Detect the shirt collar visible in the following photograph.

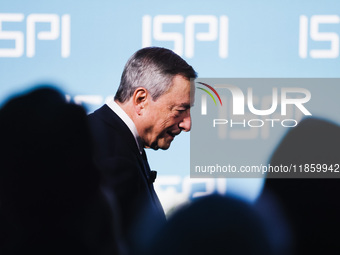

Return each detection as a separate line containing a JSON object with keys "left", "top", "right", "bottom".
{"left": 106, "top": 100, "right": 143, "bottom": 154}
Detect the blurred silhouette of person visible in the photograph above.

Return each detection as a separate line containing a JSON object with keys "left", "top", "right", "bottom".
{"left": 88, "top": 47, "right": 197, "bottom": 251}
{"left": 256, "top": 117, "right": 340, "bottom": 255}
{"left": 0, "top": 86, "right": 126, "bottom": 255}
{"left": 141, "top": 194, "right": 273, "bottom": 255}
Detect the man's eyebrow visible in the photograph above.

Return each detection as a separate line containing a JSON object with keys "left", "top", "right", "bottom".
{"left": 178, "top": 103, "right": 191, "bottom": 109}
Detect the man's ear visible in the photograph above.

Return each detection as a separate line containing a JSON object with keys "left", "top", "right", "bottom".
{"left": 132, "top": 87, "right": 148, "bottom": 115}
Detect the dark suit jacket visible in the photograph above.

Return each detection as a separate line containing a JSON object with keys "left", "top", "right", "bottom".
{"left": 88, "top": 105, "right": 166, "bottom": 248}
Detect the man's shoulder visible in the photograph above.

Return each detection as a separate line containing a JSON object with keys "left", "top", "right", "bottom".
{"left": 88, "top": 105, "right": 123, "bottom": 131}
{"left": 88, "top": 104, "right": 114, "bottom": 121}
{"left": 88, "top": 105, "right": 139, "bottom": 156}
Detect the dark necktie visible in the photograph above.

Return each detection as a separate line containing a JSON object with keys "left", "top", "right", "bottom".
{"left": 141, "top": 149, "right": 157, "bottom": 183}
{"left": 141, "top": 149, "right": 164, "bottom": 220}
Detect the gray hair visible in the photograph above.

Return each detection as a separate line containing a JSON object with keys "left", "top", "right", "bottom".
{"left": 114, "top": 47, "right": 197, "bottom": 103}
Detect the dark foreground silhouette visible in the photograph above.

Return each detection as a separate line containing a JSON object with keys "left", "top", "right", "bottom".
{"left": 142, "top": 194, "right": 273, "bottom": 255}
{"left": 257, "top": 117, "right": 340, "bottom": 255}
{"left": 0, "top": 86, "right": 125, "bottom": 255}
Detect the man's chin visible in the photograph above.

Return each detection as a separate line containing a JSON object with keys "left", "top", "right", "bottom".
{"left": 150, "top": 142, "right": 171, "bottom": 150}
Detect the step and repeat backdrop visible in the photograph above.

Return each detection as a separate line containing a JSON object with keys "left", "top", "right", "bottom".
{"left": 1, "top": 0, "right": 340, "bottom": 212}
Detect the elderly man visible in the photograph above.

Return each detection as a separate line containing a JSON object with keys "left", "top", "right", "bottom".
{"left": 88, "top": 47, "right": 197, "bottom": 249}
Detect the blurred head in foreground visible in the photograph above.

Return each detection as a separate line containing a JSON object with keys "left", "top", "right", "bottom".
{"left": 0, "top": 86, "right": 124, "bottom": 255}
{"left": 257, "top": 117, "right": 340, "bottom": 255}
{"left": 143, "top": 194, "right": 272, "bottom": 255}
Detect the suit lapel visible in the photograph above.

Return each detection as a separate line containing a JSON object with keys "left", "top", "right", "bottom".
{"left": 93, "top": 105, "right": 153, "bottom": 182}
{"left": 93, "top": 105, "right": 164, "bottom": 217}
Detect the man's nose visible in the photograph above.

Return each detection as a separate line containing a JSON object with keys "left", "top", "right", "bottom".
{"left": 179, "top": 113, "right": 191, "bottom": 132}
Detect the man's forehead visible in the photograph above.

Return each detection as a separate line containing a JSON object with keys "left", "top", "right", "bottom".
{"left": 167, "top": 99, "right": 192, "bottom": 110}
